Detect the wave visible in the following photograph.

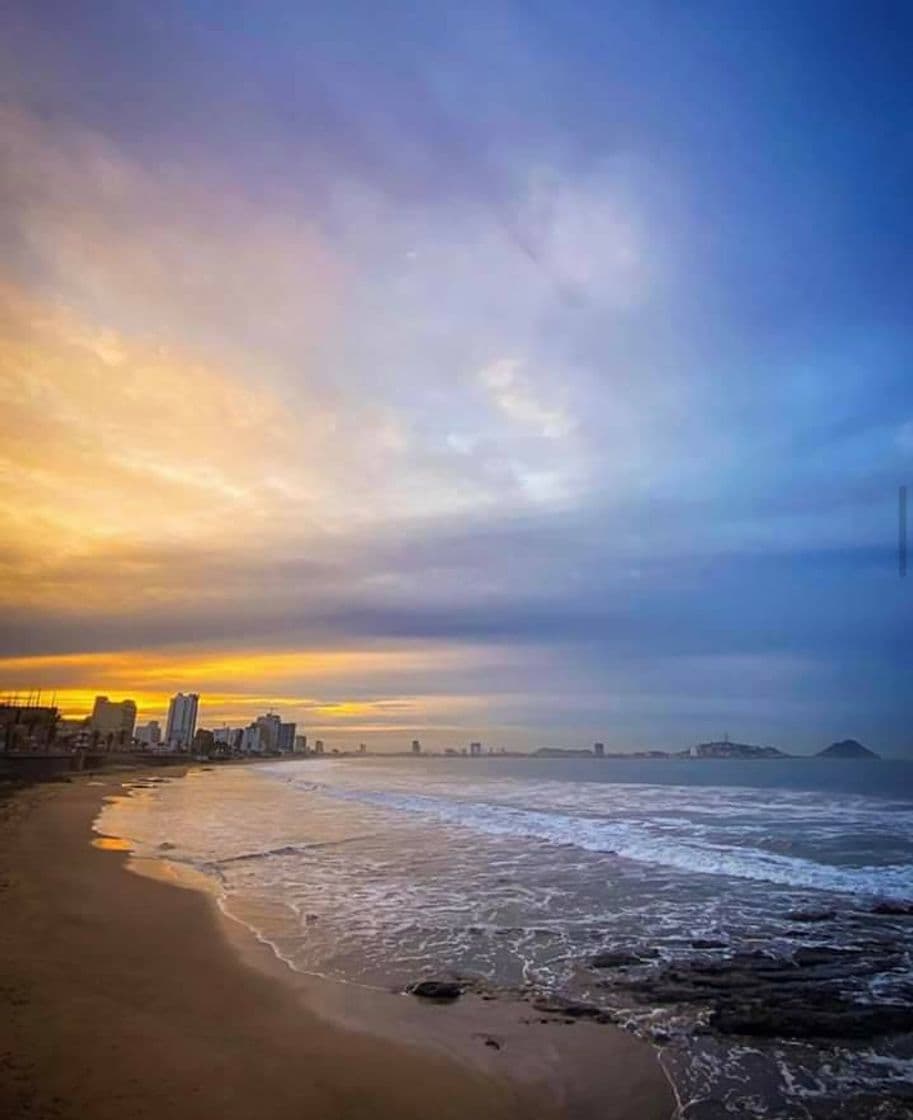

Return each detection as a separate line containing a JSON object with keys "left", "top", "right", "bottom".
{"left": 216, "top": 834, "right": 380, "bottom": 865}
{"left": 304, "top": 784, "right": 913, "bottom": 899}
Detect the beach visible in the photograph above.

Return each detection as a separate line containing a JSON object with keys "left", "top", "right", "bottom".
{"left": 0, "top": 770, "right": 675, "bottom": 1120}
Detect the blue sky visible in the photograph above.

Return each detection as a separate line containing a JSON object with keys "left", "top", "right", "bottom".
{"left": 1, "top": 2, "right": 910, "bottom": 751}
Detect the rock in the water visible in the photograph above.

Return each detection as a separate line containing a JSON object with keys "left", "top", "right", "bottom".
{"left": 711, "top": 1001, "right": 913, "bottom": 1040}
{"left": 592, "top": 950, "right": 642, "bottom": 968}
{"left": 872, "top": 900, "right": 913, "bottom": 916}
{"left": 786, "top": 909, "right": 836, "bottom": 923}
{"left": 408, "top": 980, "right": 463, "bottom": 1001}
{"left": 532, "top": 997, "right": 613, "bottom": 1023}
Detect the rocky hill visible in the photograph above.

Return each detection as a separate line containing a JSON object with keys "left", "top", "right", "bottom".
{"left": 817, "top": 739, "right": 879, "bottom": 759}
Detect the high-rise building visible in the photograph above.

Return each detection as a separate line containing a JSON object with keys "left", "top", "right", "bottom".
{"left": 165, "top": 693, "right": 199, "bottom": 751}
{"left": 90, "top": 696, "right": 137, "bottom": 747}
{"left": 293, "top": 734, "right": 308, "bottom": 753}
{"left": 411, "top": 739, "right": 421, "bottom": 755}
{"left": 278, "top": 721, "right": 296, "bottom": 753}
{"left": 469, "top": 741, "right": 482, "bottom": 757}
{"left": 240, "top": 723, "right": 267, "bottom": 754}
{"left": 314, "top": 739, "right": 324, "bottom": 755}
{"left": 254, "top": 713, "right": 281, "bottom": 752}
{"left": 192, "top": 728, "right": 214, "bottom": 755}
{"left": 594, "top": 742, "right": 605, "bottom": 758}
{"left": 135, "top": 720, "right": 161, "bottom": 748}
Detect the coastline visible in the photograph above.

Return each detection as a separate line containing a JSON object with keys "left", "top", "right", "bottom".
{"left": 0, "top": 770, "right": 675, "bottom": 1120}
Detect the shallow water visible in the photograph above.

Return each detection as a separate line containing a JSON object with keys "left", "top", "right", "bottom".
{"left": 97, "top": 757, "right": 913, "bottom": 1117}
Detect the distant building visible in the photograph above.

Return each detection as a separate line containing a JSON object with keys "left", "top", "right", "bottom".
{"left": 358, "top": 742, "right": 366, "bottom": 754}
{"left": 56, "top": 717, "right": 89, "bottom": 745}
{"left": 469, "top": 741, "right": 482, "bottom": 757}
{"left": 278, "top": 721, "right": 296, "bottom": 753}
{"left": 0, "top": 703, "right": 59, "bottom": 752}
{"left": 411, "top": 739, "right": 421, "bottom": 755}
{"left": 192, "top": 728, "right": 214, "bottom": 755}
{"left": 240, "top": 723, "right": 268, "bottom": 754}
{"left": 165, "top": 693, "right": 199, "bottom": 751}
{"left": 594, "top": 742, "right": 605, "bottom": 758}
{"left": 684, "top": 740, "right": 786, "bottom": 760}
{"left": 254, "top": 713, "right": 281, "bottom": 753}
{"left": 293, "top": 734, "right": 308, "bottom": 753}
{"left": 314, "top": 739, "right": 324, "bottom": 755}
{"left": 135, "top": 720, "right": 161, "bottom": 748}
{"left": 90, "top": 696, "right": 137, "bottom": 748}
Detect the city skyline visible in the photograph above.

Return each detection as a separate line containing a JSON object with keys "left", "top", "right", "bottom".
{"left": 1, "top": 4, "right": 911, "bottom": 754}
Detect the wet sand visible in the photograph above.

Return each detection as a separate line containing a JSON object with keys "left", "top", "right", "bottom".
{"left": 0, "top": 772, "right": 675, "bottom": 1120}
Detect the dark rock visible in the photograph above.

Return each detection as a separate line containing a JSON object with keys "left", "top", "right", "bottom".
{"left": 871, "top": 900, "right": 913, "bottom": 916}
{"left": 613, "top": 938, "right": 912, "bottom": 1044}
{"left": 483, "top": 1037, "right": 501, "bottom": 1050}
{"left": 691, "top": 938, "right": 728, "bottom": 949}
{"left": 786, "top": 909, "right": 836, "bottom": 923}
{"left": 711, "top": 1001, "right": 913, "bottom": 1040}
{"left": 592, "top": 951, "right": 642, "bottom": 968}
{"left": 408, "top": 980, "right": 463, "bottom": 1001}
{"left": 532, "top": 998, "right": 613, "bottom": 1023}
{"left": 793, "top": 946, "right": 861, "bottom": 967}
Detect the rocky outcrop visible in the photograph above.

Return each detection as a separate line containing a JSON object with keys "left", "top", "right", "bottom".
{"left": 591, "top": 950, "right": 643, "bottom": 968}
{"left": 407, "top": 980, "right": 463, "bottom": 1000}
{"left": 612, "top": 943, "right": 910, "bottom": 1041}
{"left": 532, "top": 997, "right": 615, "bottom": 1023}
{"left": 711, "top": 999, "right": 913, "bottom": 1040}
{"left": 786, "top": 909, "right": 836, "bottom": 923}
{"left": 871, "top": 899, "right": 913, "bottom": 916}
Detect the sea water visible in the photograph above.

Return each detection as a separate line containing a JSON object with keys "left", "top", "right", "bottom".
{"left": 97, "top": 756, "right": 913, "bottom": 1117}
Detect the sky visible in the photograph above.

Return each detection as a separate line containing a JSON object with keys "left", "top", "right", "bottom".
{"left": 0, "top": 2, "right": 911, "bottom": 754}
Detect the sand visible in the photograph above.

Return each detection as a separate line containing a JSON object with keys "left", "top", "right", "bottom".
{"left": 0, "top": 772, "right": 675, "bottom": 1120}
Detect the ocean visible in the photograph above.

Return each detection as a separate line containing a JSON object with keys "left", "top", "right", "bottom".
{"left": 97, "top": 756, "right": 913, "bottom": 1118}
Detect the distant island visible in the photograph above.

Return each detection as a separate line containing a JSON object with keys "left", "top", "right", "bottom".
{"left": 528, "top": 738, "right": 881, "bottom": 761}
{"left": 816, "top": 739, "right": 880, "bottom": 760}
{"left": 678, "top": 740, "right": 788, "bottom": 759}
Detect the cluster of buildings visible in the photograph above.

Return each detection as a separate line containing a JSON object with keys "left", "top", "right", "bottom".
{"left": 0, "top": 692, "right": 315, "bottom": 759}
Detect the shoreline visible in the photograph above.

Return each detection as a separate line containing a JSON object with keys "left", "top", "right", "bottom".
{"left": 0, "top": 768, "right": 675, "bottom": 1120}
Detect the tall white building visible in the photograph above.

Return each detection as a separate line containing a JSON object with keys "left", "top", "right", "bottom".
{"left": 165, "top": 692, "right": 199, "bottom": 751}
{"left": 240, "top": 723, "right": 269, "bottom": 754}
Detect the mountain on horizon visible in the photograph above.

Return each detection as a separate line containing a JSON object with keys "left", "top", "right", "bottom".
{"left": 817, "top": 739, "right": 880, "bottom": 759}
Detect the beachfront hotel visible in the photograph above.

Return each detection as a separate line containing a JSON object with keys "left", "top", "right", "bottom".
{"left": 165, "top": 693, "right": 199, "bottom": 752}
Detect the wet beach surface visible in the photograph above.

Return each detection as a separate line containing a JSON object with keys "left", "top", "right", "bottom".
{"left": 97, "top": 757, "right": 913, "bottom": 1118}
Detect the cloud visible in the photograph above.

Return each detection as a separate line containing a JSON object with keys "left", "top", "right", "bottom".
{"left": 0, "top": 23, "right": 910, "bottom": 756}
{"left": 478, "top": 357, "right": 574, "bottom": 439}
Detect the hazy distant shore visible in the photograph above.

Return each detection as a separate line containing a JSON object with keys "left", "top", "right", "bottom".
{"left": 0, "top": 769, "right": 674, "bottom": 1120}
